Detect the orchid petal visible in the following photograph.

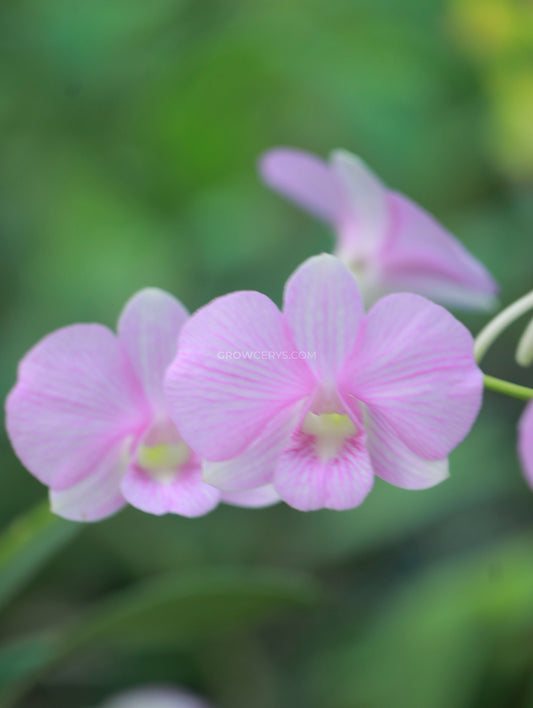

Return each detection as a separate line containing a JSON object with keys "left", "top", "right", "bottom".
{"left": 519, "top": 401, "right": 533, "bottom": 488}
{"left": 274, "top": 427, "right": 374, "bottom": 511}
{"left": 121, "top": 460, "right": 220, "bottom": 517}
{"left": 166, "top": 291, "right": 314, "bottom": 461}
{"left": 365, "top": 408, "right": 449, "bottom": 489}
{"left": 222, "top": 484, "right": 280, "bottom": 508}
{"left": 49, "top": 440, "right": 130, "bottom": 521}
{"left": 101, "top": 686, "right": 212, "bottom": 708}
{"left": 283, "top": 254, "right": 364, "bottom": 382}
{"left": 331, "top": 149, "right": 389, "bottom": 258}
{"left": 6, "top": 325, "right": 149, "bottom": 490}
{"left": 259, "top": 147, "right": 344, "bottom": 224}
{"left": 202, "top": 404, "right": 304, "bottom": 490}
{"left": 118, "top": 288, "right": 189, "bottom": 412}
{"left": 342, "top": 293, "right": 483, "bottom": 460}
{"left": 380, "top": 192, "right": 499, "bottom": 310}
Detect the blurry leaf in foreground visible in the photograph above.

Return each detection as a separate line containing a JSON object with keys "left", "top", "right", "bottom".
{"left": 0, "top": 567, "right": 319, "bottom": 705}
{"left": 0, "top": 500, "right": 79, "bottom": 612}
{"left": 311, "top": 533, "right": 533, "bottom": 708}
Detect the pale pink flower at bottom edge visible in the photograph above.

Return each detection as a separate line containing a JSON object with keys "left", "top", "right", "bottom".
{"left": 5, "top": 288, "right": 277, "bottom": 522}
{"left": 518, "top": 400, "right": 533, "bottom": 487}
{"left": 259, "top": 147, "right": 499, "bottom": 311}
{"left": 99, "top": 685, "right": 212, "bottom": 708}
{"left": 165, "top": 254, "right": 483, "bottom": 512}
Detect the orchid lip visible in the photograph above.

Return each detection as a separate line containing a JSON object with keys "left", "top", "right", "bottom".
{"left": 136, "top": 440, "right": 191, "bottom": 484}
{"left": 301, "top": 412, "right": 357, "bottom": 461}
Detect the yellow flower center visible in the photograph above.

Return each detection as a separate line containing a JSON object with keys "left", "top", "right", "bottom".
{"left": 302, "top": 412, "right": 357, "bottom": 460}
{"left": 137, "top": 441, "right": 191, "bottom": 483}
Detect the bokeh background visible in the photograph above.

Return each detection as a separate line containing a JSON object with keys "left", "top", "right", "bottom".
{"left": 1, "top": 1, "right": 533, "bottom": 706}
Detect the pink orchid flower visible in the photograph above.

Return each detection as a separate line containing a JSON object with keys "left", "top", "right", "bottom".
{"left": 518, "top": 401, "right": 533, "bottom": 487}
{"left": 259, "top": 147, "right": 498, "bottom": 310}
{"left": 165, "top": 254, "right": 484, "bottom": 511}
{"left": 5, "top": 288, "right": 278, "bottom": 521}
{"left": 99, "top": 686, "right": 212, "bottom": 708}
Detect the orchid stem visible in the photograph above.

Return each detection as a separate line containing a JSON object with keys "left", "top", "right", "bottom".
{"left": 474, "top": 290, "right": 533, "bottom": 364}
{"left": 483, "top": 375, "right": 533, "bottom": 401}
{"left": 474, "top": 290, "right": 533, "bottom": 401}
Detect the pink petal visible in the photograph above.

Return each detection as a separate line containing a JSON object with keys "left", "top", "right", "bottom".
{"left": 101, "top": 686, "right": 212, "bottom": 708}
{"left": 259, "top": 147, "right": 344, "bottom": 224}
{"left": 274, "top": 425, "right": 374, "bottom": 511}
{"left": 121, "top": 459, "right": 220, "bottom": 517}
{"left": 202, "top": 404, "right": 304, "bottom": 490}
{"left": 341, "top": 293, "right": 483, "bottom": 460}
{"left": 49, "top": 440, "right": 130, "bottom": 521}
{"left": 331, "top": 150, "right": 390, "bottom": 260}
{"left": 118, "top": 288, "right": 189, "bottom": 413}
{"left": 6, "top": 325, "right": 149, "bottom": 490}
{"left": 283, "top": 254, "right": 364, "bottom": 383}
{"left": 519, "top": 401, "right": 533, "bottom": 488}
{"left": 380, "top": 192, "right": 499, "bottom": 310}
{"left": 364, "top": 408, "right": 449, "bottom": 489}
{"left": 165, "top": 291, "right": 314, "bottom": 461}
{"left": 222, "top": 484, "right": 280, "bottom": 508}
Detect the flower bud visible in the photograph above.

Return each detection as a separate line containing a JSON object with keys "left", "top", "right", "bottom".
{"left": 516, "top": 317, "right": 533, "bottom": 367}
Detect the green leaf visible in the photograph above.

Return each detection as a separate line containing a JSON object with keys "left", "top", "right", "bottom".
{"left": 68, "top": 567, "right": 319, "bottom": 651}
{"left": 0, "top": 567, "right": 319, "bottom": 705}
{"left": 312, "top": 533, "right": 533, "bottom": 708}
{"left": 0, "top": 501, "right": 79, "bottom": 612}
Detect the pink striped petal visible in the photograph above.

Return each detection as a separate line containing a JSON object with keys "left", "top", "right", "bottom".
{"left": 121, "top": 460, "right": 220, "bottom": 517}
{"left": 259, "top": 148, "right": 344, "bottom": 224}
{"left": 49, "top": 440, "right": 129, "bottom": 521}
{"left": 380, "top": 192, "right": 499, "bottom": 310}
{"left": 6, "top": 325, "right": 149, "bottom": 490}
{"left": 118, "top": 288, "right": 189, "bottom": 413}
{"left": 283, "top": 254, "right": 364, "bottom": 382}
{"left": 222, "top": 485, "right": 280, "bottom": 508}
{"left": 165, "top": 291, "right": 314, "bottom": 461}
{"left": 331, "top": 150, "right": 389, "bottom": 259}
{"left": 202, "top": 404, "right": 304, "bottom": 490}
{"left": 519, "top": 401, "right": 533, "bottom": 488}
{"left": 274, "top": 426, "right": 374, "bottom": 511}
{"left": 342, "top": 294, "right": 483, "bottom": 460}
{"left": 365, "top": 409, "right": 449, "bottom": 489}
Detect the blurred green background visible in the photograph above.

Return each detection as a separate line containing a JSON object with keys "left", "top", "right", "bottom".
{"left": 1, "top": 0, "right": 533, "bottom": 706}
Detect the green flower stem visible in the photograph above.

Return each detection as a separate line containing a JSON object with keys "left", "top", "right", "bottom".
{"left": 483, "top": 375, "right": 533, "bottom": 401}
{"left": 474, "top": 290, "right": 533, "bottom": 402}
{"left": 474, "top": 290, "right": 533, "bottom": 364}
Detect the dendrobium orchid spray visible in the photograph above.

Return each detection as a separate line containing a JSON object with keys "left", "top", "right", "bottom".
{"left": 4, "top": 148, "right": 533, "bottom": 519}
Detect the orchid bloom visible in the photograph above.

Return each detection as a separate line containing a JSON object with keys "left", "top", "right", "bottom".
{"left": 259, "top": 147, "right": 498, "bottom": 310}
{"left": 519, "top": 401, "right": 533, "bottom": 488}
{"left": 165, "top": 254, "right": 483, "bottom": 511}
{"left": 99, "top": 686, "right": 212, "bottom": 708}
{"left": 5, "top": 288, "right": 278, "bottom": 521}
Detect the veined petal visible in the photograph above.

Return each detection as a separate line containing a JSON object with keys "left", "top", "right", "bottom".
{"left": 121, "top": 460, "right": 220, "bottom": 517}
{"left": 365, "top": 409, "right": 449, "bottom": 489}
{"left": 381, "top": 192, "right": 499, "bottom": 310}
{"left": 50, "top": 440, "right": 130, "bottom": 521}
{"left": 165, "top": 291, "right": 314, "bottom": 461}
{"left": 6, "top": 325, "right": 149, "bottom": 490}
{"left": 341, "top": 293, "right": 483, "bottom": 460}
{"left": 283, "top": 254, "right": 364, "bottom": 383}
{"left": 118, "top": 288, "right": 189, "bottom": 412}
{"left": 331, "top": 150, "right": 390, "bottom": 259}
{"left": 259, "top": 147, "right": 344, "bottom": 224}
{"left": 202, "top": 404, "right": 304, "bottom": 490}
{"left": 222, "top": 485, "right": 280, "bottom": 508}
{"left": 274, "top": 425, "right": 374, "bottom": 511}
{"left": 519, "top": 401, "right": 533, "bottom": 488}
